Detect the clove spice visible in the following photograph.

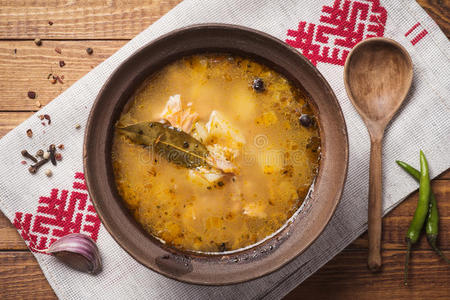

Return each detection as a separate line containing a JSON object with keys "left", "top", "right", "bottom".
{"left": 21, "top": 150, "right": 37, "bottom": 163}
{"left": 28, "top": 158, "right": 49, "bottom": 174}
{"left": 49, "top": 144, "right": 57, "bottom": 166}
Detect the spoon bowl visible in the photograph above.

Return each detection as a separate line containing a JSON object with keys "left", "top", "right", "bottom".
{"left": 345, "top": 38, "right": 413, "bottom": 132}
{"left": 344, "top": 37, "right": 413, "bottom": 271}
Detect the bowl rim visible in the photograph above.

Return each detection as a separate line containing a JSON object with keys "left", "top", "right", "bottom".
{"left": 84, "top": 23, "right": 348, "bottom": 285}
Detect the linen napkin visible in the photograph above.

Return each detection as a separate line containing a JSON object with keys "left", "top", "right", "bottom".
{"left": 1, "top": 0, "right": 449, "bottom": 299}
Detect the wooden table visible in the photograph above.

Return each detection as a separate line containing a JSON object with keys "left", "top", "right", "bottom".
{"left": 0, "top": 1, "right": 448, "bottom": 299}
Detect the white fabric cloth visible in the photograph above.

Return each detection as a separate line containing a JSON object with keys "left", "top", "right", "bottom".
{"left": 0, "top": 0, "right": 449, "bottom": 299}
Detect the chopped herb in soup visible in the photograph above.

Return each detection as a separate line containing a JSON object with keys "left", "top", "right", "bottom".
{"left": 112, "top": 54, "right": 320, "bottom": 252}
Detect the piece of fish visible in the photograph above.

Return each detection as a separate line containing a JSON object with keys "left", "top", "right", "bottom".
{"left": 160, "top": 94, "right": 199, "bottom": 133}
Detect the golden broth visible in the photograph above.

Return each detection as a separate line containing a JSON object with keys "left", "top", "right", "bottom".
{"left": 112, "top": 54, "right": 320, "bottom": 252}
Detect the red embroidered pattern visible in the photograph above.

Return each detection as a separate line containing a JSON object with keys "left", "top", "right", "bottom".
{"left": 286, "top": 0, "right": 387, "bottom": 66}
{"left": 13, "top": 172, "right": 101, "bottom": 252}
{"left": 405, "top": 22, "right": 428, "bottom": 46}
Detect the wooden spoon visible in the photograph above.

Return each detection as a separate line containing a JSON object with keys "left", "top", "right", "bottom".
{"left": 344, "top": 38, "right": 413, "bottom": 272}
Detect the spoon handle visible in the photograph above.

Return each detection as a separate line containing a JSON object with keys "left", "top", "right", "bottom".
{"left": 368, "top": 136, "right": 383, "bottom": 272}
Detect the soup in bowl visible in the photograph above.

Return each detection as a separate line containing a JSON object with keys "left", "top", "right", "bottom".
{"left": 112, "top": 54, "right": 321, "bottom": 253}
{"left": 84, "top": 24, "right": 348, "bottom": 285}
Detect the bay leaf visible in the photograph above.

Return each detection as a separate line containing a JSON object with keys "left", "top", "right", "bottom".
{"left": 118, "top": 122, "right": 209, "bottom": 168}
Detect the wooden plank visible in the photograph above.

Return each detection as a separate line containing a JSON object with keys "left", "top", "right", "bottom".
{"left": 416, "top": 0, "right": 450, "bottom": 38}
{"left": 349, "top": 179, "right": 450, "bottom": 250}
{"left": 0, "top": 1, "right": 448, "bottom": 40}
{"left": 0, "top": 40, "right": 126, "bottom": 111}
{"left": 285, "top": 249, "right": 450, "bottom": 300}
{"left": 0, "top": 252, "right": 56, "bottom": 300}
{"left": 0, "top": 112, "right": 34, "bottom": 250}
{"left": 0, "top": 111, "right": 32, "bottom": 135}
{"left": 0, "top": 0, "right": 182, "bottom": 39}
{"left": 0, "top": 250, "right": 448, "bottom": 300}
{"left": 437, "top": 169, "right": 450, "bottom": 180}
{"left": 0, "top": 211, "right": 27, "bottom": 250}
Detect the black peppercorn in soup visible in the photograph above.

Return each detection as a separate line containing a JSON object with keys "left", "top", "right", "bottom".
{"left": 112, "top": 54, "right": 321, "bottom": 252}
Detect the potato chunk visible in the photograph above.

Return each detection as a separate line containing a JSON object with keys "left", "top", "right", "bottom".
{"left": 206, "top": 111, "right": 245, "bottom": 148}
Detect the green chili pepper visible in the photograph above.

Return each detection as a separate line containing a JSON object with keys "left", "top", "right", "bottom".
{"left": 397, "top": 151, "right": 430, "bottom": 285}
{"left": 396, "top": 160, "right": 450, "bottom": 264}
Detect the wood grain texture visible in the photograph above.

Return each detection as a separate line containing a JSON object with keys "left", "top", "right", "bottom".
{"left": 285, "top": 250, "right": 450, "bottom": 300}
{"left": 0, "top": 40, "right": 126, "bottom": 111}
{"left": 0, "top": 0, "right": 183, "bottom": 40}
{"left": 416, "top": 0, "right": 450, "bottom": 38}
{"left": 0, "top": 252, "right": 56, "bottom": 299}
{"left": 0, "top": 0, "right": 446, "bottom": 40}
{"left": 348, "top": 179, "right": 450, "bottom": 250}
{"left": 1, "top": 249, "right": 448, "bottom": 300}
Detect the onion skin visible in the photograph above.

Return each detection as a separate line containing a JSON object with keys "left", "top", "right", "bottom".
{"left": 47, "top": 233, "right": 102, "bottom": 274}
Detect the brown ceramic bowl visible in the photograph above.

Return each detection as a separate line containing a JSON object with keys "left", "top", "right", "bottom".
{"left": 84, "top": 24, "right": 348, "bottom": 285}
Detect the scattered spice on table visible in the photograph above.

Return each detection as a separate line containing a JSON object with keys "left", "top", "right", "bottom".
{"left": 56, "top": 75, "right": 64, "bottom": 84}
{"left": 86, "top": 47, "right": 93, "bottom": 55}
{"left": 49, "top": 144, "right": 57, "bottom": 166}
{"left": 35, "top": 100, "right": 41, "bottom": 108}
{"left": 13, "top": 48, "right": 17, "bottom": 54}
{"left": 28, "top": 158, "right": 49, "bottom": 174}
{"left": 21, "top": 149, "right": 37, "bottom": 163}
{"left": 27, "top": 91, "right": 36, "bottom": 99}
{"left": 59, "top": 60, "right": 65, "bottom": 67}
{"left": 36, "top": 149, "right": 44, "bottom": 157}
{"left": 55, "top": 153, "right": 62, "bottom": 161}
{"left": 49, "top": 74, "right": 63, "bottom": 84}
{"left": 22, "top": 144, "right": 65, "bottom": 175}
{"left": 47, "top": 73, "right": 53, "bottom": 80}
{"left": 21, "top": 160, "right": 27, "bottom": 165}
{"left": 45, "top": 169, "right": 53, "bottom": 177}
{"left": 75, "top": 124, "right": 81, "bottom": 129}
{"left": 38, "top": 114, "right": 51, "bottom": 125}
{"left": 26, "top": 129, "right": 33, "bottom": 138}
{"left": 34, "top": 38, "right": 42, "bottom": 46}
{"left": 57, "top": 144, "right": 64, "bottom": 150}
{"left": 55, "top": 47, "right": 62, "bottom": 54}
{"left": 48, "top": 21, "right": 53, "bottom": 26}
